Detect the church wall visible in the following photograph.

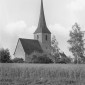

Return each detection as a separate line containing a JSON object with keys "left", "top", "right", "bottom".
{"left": 34, "top": 33, "right": 51, "bottom": 53}
{"left": 42, "top": 33, "right": 51, "bottom": 53}
{"left": 42, "top": 33, "right": 51, "bottom": 46}
{"left": 14, "top": 40, "right": 25, "bottom": 60}
{"left": 34, "top": 33, "right": 42, "bottom": 43}
{"left": 34, "top": 33, "right": 51, "bottom": 46}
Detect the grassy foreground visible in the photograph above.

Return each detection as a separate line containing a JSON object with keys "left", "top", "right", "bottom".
{"left": 0, "top": 64, "right": 85, "bottom": 85}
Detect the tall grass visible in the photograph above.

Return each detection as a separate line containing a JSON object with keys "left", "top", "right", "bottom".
{"left": 0, "top": 64, "right": 85, "bottom": 85}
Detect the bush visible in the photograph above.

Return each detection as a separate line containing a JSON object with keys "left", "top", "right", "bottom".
{"left": 30, "top": 53, "right": 53, "bottom": 64}
{"left": 12, "top": 58, "right": 24, "bottom": 63}
{"left": 0, "top": 48, "right": 11, "bottom": 63}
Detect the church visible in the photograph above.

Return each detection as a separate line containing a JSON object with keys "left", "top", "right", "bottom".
{"left": 14, "top": 0, "right": 51, "bottom": 62}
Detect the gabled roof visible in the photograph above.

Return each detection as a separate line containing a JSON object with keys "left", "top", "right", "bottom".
{"left": 19, "top": 38, "right": 43, "bottom": 55}
{"left": 34, "top": 0, "right": 51, "bottom": 34}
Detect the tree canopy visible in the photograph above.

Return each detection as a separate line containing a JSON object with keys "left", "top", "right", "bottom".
{"left": 68, "top": 23, "right": 85, "bottom": 64}
{"left": 0, "top": 48, "right": 11, "bottom": 63}
{"left": 29, "top": 53, "right": 53, "bottom": 64}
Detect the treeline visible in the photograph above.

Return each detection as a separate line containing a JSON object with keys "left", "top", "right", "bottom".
{"left": 0, "top": 23, "right": 85, "bottom": 64}
{"left": 0, "top": 48, "right": 71, "bottom": 63}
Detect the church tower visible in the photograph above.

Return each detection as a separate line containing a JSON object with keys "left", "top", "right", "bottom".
{"left": 34, "top": 0, "right": 51, "bottom": 52}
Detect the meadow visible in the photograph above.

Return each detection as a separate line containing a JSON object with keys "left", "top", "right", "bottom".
{"left": 0, "top": 64, "right": 85, "bottom": 85}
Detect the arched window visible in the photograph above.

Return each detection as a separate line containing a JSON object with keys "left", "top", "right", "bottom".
{"left": 46, "top": 35, "right": 47, "bottom": 40}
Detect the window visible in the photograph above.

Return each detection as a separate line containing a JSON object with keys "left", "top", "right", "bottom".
{"left": 46, "top": 35, "right": 47, "bottom": 40}
{"left": 37, "top": 35, "right": 39, "bottom": 39}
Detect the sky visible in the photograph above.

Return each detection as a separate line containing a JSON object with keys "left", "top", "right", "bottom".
{"left": 0, "top": 0, "right": 85, "bottom": 58}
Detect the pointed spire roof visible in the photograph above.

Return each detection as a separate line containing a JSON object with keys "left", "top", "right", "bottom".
{"left": 34, "top": 0, "right": 51, "bottom": 34}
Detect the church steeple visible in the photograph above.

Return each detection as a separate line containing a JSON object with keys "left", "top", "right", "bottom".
{"left": 34, "top": 0, "right": 51, "bottom": 34}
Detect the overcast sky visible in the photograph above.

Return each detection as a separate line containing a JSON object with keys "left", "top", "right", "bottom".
{"left": 0, "top": 0, "right": 85, "bottom": 58}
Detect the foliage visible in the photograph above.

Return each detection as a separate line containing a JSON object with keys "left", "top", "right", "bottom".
{"left": 53, "top": 52, "right": 72, "bottom": 64}
{"left": 51, "top": 35, "right": 72, "bottom": 64}
{"left": 0, "top": 48, "right": 11, "bottom": 63}
{"left": 51, "top": 35, "right": 60, "bottom": 55}
{"left": 52, "top": 53, "right": 60, "bottom": 63}
{"left": 68, "top": 23, "right": 85, "bottom": 64}
{"left": 30, "top": 53, "right": 53, "bottom": 63}
{"left": 51, "top": 35, "right": 60, "bottom": 63}
{"left": 12, "top": 58, "right": 24, "bottom": 63}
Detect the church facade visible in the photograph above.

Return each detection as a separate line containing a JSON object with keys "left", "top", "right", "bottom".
{"left": 14, "top": 0, "right": 51, "bottom": 62}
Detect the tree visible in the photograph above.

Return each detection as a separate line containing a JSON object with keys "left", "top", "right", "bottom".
{"left": 51, "top": 35, "right": 60, "bottom": 54}
{"left": 68, "top": 23, "right": 85, "bottom": 64}
{"left": 51, "top": 35, "right": 72, "bottom": 64}
{"left": 51, "top": 35, "right": 60, "bottom": 63}
{"left": 0, "top": 48, "right": 11, "bottom": 63}
{"left": 12, "top": 58, "right": 24, "bottom": 63}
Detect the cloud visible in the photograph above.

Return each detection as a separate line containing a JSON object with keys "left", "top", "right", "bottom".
{"left": 66, "top": 0, "right": 85, "bottom": 23}
{"left": 5, "top": 20, "right": 37, "bottom": 38}
{"left": 5, "top": 20, "right": 27, "bottom": 34}
{"left": 49, "top": 24, "right": 69, "bottom": 37}
{"left": 49, "top": 24, "right": 71, "bottom": 56}
{"left": 19, "top": 26, "right": 36, "bottom": 39}
{"left": 67, "top": 0, "right": 85, "bottom": 11}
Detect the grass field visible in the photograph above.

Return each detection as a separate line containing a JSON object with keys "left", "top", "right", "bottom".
{"left": 0, "top": 64, "right": 85, "bottom": 85}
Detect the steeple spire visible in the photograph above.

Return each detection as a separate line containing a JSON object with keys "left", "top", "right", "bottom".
{"left": 34, "top": 0, "right": 51, "bottom": 34}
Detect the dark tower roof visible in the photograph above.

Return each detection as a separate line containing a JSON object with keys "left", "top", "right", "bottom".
{"left": 34, "top": 0, "right": 51, "bottom": 34}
